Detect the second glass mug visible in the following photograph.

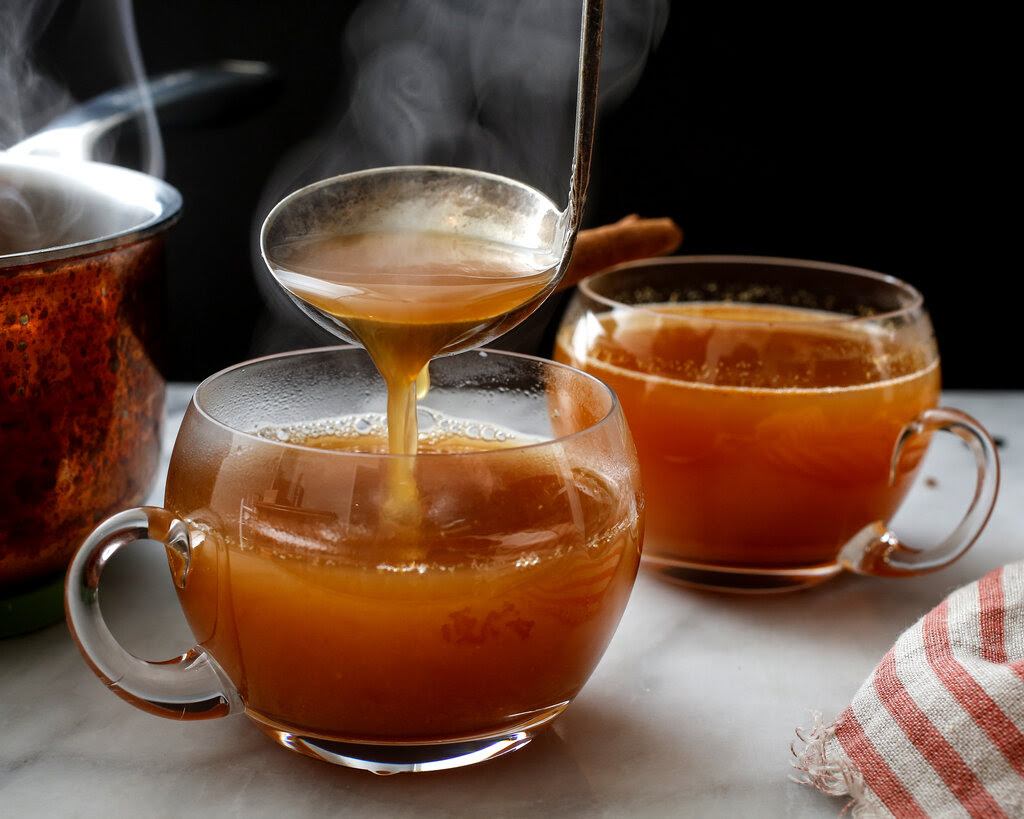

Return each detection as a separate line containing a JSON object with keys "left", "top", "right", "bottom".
{"left": 555, "top": 255, "right": 1000, "bottom": 592}
{"left": 64, "top": 347, "right": 643, "bottom": 773}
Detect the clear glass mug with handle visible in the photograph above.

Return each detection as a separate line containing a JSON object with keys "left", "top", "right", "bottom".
{"left": 555, "top": 255, "right": 999, "bottom": 592}
{"left": 65, "top": 346, "right": 644, "bottom": 773}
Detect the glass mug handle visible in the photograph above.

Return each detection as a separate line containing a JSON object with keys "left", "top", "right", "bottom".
{"left": 64, "top": 506, "right": 240, "bottom": 720}
{"left": 839, "top": 408, "right": 1000, "bottom": 577}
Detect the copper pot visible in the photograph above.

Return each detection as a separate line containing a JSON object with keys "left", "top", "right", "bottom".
{"left": 0, "top": 157, "right": 178, "bottom": 610}
{"left": 0, "top": 63, "right": 270, "bottom": 636}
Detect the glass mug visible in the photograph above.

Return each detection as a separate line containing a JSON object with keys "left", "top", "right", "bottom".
{"left": 65, "top": 347, "right": 643, "bottom": 773}
{"left": 554, "top": 255, "right": 999, "bottom": 592}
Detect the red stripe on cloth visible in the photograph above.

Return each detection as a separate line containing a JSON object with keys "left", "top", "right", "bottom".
{"left": 834, "top": 708, "right": 929, "bottom": 818}
{"left": 978, "top": 567, "right": 1007, "bottom": 664}
{"left": 923, "top": 600, "right": 1024, "bottom": 780}
{"left": 874, "top": 649, "right": 1007, "bottom": 818}
{"left": 1007, "top": 659, "right": 1024, "bottom": 687}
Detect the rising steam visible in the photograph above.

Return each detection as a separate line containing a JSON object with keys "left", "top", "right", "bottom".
{"left": 0, "top": 0, "right": 72, "bottom": 150}
{"left": 1, "top": 0, "right": 164, "bottom": 258}
{"left": 254, "top": 0, "right": 669, "bottom": 336}
{"left": 1, "top": 0, "right": 162, "bottom": 174}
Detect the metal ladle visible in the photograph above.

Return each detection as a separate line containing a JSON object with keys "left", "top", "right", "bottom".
{"left": 260, "top": 0, "right": 603, "bottom": 355}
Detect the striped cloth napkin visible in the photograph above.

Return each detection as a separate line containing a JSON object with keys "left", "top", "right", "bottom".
{"left": 792, "top": 561, "right": 1024, "bottom": 817}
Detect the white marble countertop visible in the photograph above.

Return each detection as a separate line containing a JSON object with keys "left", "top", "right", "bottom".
{"left": 2, "top": 387, "right": 1021, "bottom": 818}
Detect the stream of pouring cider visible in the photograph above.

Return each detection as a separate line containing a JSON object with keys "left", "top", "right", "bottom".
{"left": 259, "top": 0, "right": 602, "bottom": 553}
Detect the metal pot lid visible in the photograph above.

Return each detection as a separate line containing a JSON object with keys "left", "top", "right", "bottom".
{"left": 0, "top": 154, "right": 182, "bottom": 270}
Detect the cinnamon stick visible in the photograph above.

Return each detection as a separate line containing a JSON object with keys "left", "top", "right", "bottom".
{"left": 559, "top": 214, "right": 683, "bottom": 291}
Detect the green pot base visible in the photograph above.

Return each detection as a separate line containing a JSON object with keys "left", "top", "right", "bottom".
{"left": 1, "top": 573, "right": 66, "bottom": 638}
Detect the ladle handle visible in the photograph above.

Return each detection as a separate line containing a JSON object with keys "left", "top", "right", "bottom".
{"left": 64, "top": 507, "right": 240, "bottom": 721}
{"left": 566, "top": 0, "right": 604, "bottom": 237}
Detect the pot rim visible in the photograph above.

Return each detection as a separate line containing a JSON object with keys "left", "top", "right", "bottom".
{"left": 0, "top": 154, "right": 182, "bottom": 270}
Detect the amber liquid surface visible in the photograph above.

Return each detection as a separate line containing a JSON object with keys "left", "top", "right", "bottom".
{"left": 269, "top": 229, "right": 560, "bottom": 454}
{"left": 555, "top": 302, "right": 941, "bottom": 569}
{"left": 167, "top": 423, "right": 641, "bottom": 742}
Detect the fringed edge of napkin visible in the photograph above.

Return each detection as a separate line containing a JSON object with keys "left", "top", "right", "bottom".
{"left": 791, "top": 711, "right": 876, "bottom": 818}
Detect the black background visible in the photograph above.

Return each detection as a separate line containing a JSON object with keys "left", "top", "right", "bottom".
{"left": 29, "top": 1, "right": 1015, "bottom": 388}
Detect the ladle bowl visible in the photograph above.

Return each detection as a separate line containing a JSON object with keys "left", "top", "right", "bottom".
{"left": 260, "top": 165, "right": 569, "bottom": 354}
